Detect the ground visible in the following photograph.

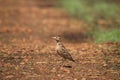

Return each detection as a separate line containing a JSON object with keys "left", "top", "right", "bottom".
{"left": 0, "top": 1, "right": 120, "bottom": 80}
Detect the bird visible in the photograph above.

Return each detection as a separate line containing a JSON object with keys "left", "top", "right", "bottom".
{"left": 52, "top": 36, "right": 75, "bottom": 62}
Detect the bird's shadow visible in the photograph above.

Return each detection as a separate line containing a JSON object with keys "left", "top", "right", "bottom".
{"left": 63, "top": 65, "right": 72, "bottom": 68}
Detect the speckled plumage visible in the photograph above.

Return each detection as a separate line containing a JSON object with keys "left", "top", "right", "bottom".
{"left": 52, "top": 36, "right": 75, "bottom": 62}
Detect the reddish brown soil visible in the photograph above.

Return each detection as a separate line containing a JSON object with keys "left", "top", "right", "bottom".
{"left": 0, "top": 1, "right": 120, "bottom": 80}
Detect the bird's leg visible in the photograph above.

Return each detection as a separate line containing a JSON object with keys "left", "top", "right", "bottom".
{"left": 63, "top": 59, "right": 72, "bottom": 68}
{"left": 61, "top": 58, "right": 66, "bottom": 67}
{"left": 58, "top": 58, "right": 65, "bottom": 67}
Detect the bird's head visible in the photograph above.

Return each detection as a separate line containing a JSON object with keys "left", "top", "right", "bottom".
{"left": 52, "top": 36, "right": 61, "bottom": 42}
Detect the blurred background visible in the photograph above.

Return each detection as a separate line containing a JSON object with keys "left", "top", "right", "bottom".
{"left": 0, "top": 0, "right": 120, "bottom": 44}
{"left": 0, "top": 1, "right": 120, "bottom": 80}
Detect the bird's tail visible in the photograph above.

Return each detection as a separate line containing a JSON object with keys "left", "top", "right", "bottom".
{"left": 71, "top": 58, "right": 75, "bottom": 62}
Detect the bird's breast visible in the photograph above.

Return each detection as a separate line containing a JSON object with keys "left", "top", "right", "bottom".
{"left": 56, "top": 45, "right": 61, "bottom": 51}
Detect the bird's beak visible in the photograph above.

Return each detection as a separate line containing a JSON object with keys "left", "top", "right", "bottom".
{"left": 52, "top": 37, "right": 56, "bottom": 39}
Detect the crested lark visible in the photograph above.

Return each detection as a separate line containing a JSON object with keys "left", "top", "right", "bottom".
{"left": 52, "top": 36, "right": 75, "bottom": 62}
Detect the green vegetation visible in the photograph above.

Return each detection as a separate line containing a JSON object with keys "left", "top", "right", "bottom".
{"left": 61, "top": 0, "right": 120, "bottom": 43}
{"left": 61, "top": 0, "right": 120, "bottom": 23}
{"left": 93, "top": 29, "right": 120, "bottom": 43}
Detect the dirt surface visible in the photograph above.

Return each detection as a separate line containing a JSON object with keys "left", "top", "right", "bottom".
{"left": 0, "top": 1, "right": 120, "bottom": 80}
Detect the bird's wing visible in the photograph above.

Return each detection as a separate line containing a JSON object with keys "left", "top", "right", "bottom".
{"left": 57, "top": 45, "right": 74, "bottom": 60}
